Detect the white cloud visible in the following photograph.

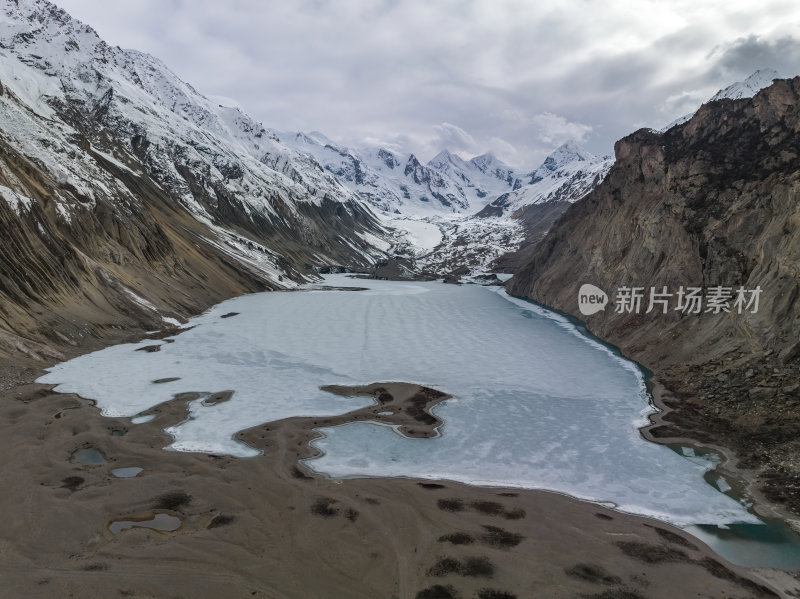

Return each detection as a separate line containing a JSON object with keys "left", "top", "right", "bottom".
{"left": 431, "top": 123, "right": 478, "bottom": 154}
{"left": 529, "top": 113, "right": 593, "bottom": 145}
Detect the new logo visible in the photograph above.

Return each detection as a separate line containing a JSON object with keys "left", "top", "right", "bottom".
{"left": 578, "top": 283, "right": 608, "bottom": 315}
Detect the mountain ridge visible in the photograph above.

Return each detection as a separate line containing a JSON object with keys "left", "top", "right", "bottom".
{"left": 0, "top": 0, "right": 390, "bottom": 361}
{"left": 661, "top": 69, "right": 779, "bottom": 132}
{"left": 281, "top": 132, "right": 527, "bottom": 215}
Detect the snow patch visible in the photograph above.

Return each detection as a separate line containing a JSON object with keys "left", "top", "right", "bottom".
{"left": 0, "top": 184, "right": 34, "bottom": 215}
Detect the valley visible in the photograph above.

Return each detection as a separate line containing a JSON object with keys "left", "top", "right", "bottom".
{"left": 2, "top": 1, "right": 800, "bottom": 597}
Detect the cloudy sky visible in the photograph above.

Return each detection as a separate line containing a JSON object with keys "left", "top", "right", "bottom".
{"left": 56, "top": 0, "right": 800, "bottom": 168}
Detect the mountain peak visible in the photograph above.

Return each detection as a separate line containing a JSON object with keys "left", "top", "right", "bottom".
{"left": 710, "top": 69, "right": 779, "bottom": 102}
{"left": 661, "top": 69, "right": 780, "bottom": 132}
{"left": 525, "top": 141, "right": 597, "bottom": 184}
{"left": 470, "top": 152, "right": 515, "bottom": 176}
{"left": 406, "top": 153, "right": 422, "bottom": 168}
{"left": 307, "top": 130, "right": 334, "bottom": 144}
{"left": 543, "top": 141, "right": 594, "bottom": 169}
{"left": 429, "top": 149, "right": 469, "bottom": 170}
{"left": 429, "top": 148, "right": 454, "bottom": 163}
{"left": 376, "top": 147, "right": 399, "bottom": 169}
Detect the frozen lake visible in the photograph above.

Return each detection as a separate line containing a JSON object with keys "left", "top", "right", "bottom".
{"left": 39, "top": 275, "right": 755, "bottom": 527}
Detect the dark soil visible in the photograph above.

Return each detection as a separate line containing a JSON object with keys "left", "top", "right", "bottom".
{"left": 565, "top": 563, "right": 622, "bottom": 585}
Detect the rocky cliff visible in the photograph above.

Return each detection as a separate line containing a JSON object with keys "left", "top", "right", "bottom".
{"left": 508, "top": 77, "right": 800, "bottom": 515}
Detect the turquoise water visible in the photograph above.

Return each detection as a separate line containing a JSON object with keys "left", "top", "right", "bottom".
{"left": 688, "top": 521, "right": 800, "bottom": 569}
{"left": 666, "top": 443, "right": 800, "bottom": 569}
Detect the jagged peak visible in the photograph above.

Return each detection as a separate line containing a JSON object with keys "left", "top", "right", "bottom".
{"left": 524, "top": 141, "right": 598, "bottom": 183}
{"left": 293, "top": 132, "right": 318, "bottom": 145}
{"left": 537, "top": 141, "right": 595, "bottom": 172}
{"left": 551, "top": 141, "right": 593, "bottom": 161}
{"left": 0, "top": 0, "right": 196, "bottom": 114}
{"left": 375, "top": 147, "right": 399, "bottom": 169}
{"left": 429, "top": 149, "right": 469, "bottom": 170}
{"left": 429, "top": 148, "right": 454, "bottom": 163}
{"left": 470, "top": 152, "right": 497, "bottom": 169}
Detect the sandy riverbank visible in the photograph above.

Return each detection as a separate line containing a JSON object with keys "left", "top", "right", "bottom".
{"left": 0, "top": 374, "right": 794, "bottom": 598}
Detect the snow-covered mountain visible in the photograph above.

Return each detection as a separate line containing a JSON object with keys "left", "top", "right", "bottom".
{"left": 709, "top": 68, "right": 779, "bottom": 101}
{"left": 273, "top": 133, "right": 613, "bottom": 279}
{"left": 470, "top": 152, "right": 519, "bottom": 188}
{"left": 380, "top": 142, "right": 611, "bottom": 281}
{"left": 0, "top": 0, "right": 392, "bottom": 355}
{"left": 476, "top": 142, "right": 612, "bottom": 218}
{"left": 661, "top": 69, "right": 779, "bottom": 131}
{"left": 0, "top": 0, "right": 391, "bottom": 267}
{"left": 526, "top": 141, "right": 597, "bottom": 184}
{"left": 281, "top": 133, "right": 522, "bottom": 215}
{"left": 431, "top": 150, "right": 520, "bottom": 194}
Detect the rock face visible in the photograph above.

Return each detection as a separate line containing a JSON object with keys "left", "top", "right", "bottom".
{"left": 489, "top": 199, "right": 575, "bottom": 273}
{"left": 508, "top": 77, "right": 800, "bottom": 514}
{"left": 0, "top": 0, "right": 389, "bottom": 363}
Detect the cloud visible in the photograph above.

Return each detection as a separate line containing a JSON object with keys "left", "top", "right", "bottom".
{"left": 530, "top": 113, "right": 593, "bottom": 145}
{"left": 431, "top": 123, "right": 478, "bottom": 154}
{"left": 660, "top": 89, "right": 708, "bottom": 119}
{"left": 708, "top": 34, "right": 800, "bottom": 79}
{"left": 486, "top": 137, "right": 520, "bottom": 161}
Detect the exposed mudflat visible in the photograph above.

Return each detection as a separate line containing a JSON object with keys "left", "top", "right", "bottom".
{"left": 0, "top": 379, "right": 793, "bottom": 598}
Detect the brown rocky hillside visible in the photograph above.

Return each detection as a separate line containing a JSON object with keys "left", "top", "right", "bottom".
{"left": 508, "top": 77, "right": 800, "bottom": 516}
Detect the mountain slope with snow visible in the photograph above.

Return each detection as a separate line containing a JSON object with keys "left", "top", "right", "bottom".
{"left": 709, "top": 69, "right": 779, "bottom": 101}
{"left": 389, "top": 142, "right": 611, "bottom": 280}
{"left": 0, "top": 0, "right": 390, "bottom": 358}
{"left": 277, "top": 133, "right": 614, "bottom": 278}
{"left": 476, "top": 143, "right": 612, "bottom": 218}
{"left": 661, "top": 69, "right": 779, "bottom": 131}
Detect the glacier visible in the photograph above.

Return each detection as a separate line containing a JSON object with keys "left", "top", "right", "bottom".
{"left": 38, "top": 275, "right": 755, "bottom": 527}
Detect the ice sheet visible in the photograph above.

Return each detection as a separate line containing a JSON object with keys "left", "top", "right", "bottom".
{"left": 39, "top": 275, "right": 755, "bottom": 526}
